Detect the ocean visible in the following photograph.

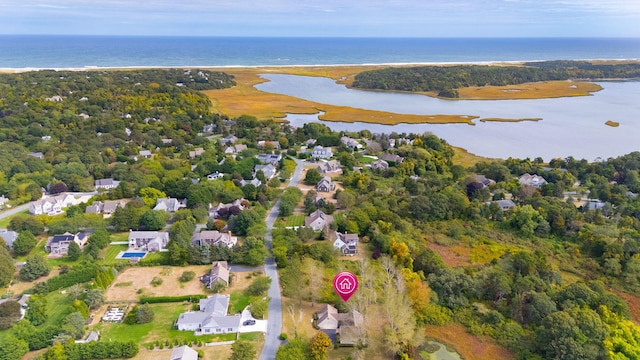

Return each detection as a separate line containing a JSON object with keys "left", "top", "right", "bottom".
{"left": 0, "top": 36, "right": 639, "bottom": 68}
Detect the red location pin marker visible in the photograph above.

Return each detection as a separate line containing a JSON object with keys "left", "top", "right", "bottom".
{"left": 333, "top": 271, "right": 358, "bottom": 302}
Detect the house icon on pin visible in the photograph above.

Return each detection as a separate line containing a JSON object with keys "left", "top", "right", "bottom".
{"left": 339, "top": 278, "right": 352, "bottom": 290}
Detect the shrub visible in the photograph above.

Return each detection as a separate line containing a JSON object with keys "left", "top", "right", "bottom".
{"left": 179, "top": 271, "right": 196, "bottom": 282}
{"left": 150, "top": 277, "right": 163, "bottom": 287}
{"left": 279, "top": 333, "right": 288, "bottom": 340}
{"left": 139, "top": 295, "right": 207, "bottom": 304}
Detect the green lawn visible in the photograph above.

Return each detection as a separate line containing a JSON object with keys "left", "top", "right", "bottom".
{"left": 93, "top": 303, "right": 236, "bottom": 346}
{"left": 357, "top": 155, "right": 377, "bottom": 164}
{"left": 229, "top": 291, "right": 252, "bottom": 314}
{"left": 103, "top": 244, "right": 128, "bottom": 264}
{"left": 110, "top": 232, "right": 131, "bottom": 243}
{"left": 275, "top": 214, "right": 305, "bottom": 227}
{"left": 0, "top": 210, "right": 29, "bottom": 228}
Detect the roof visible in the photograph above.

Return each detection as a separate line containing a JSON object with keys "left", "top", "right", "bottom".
{"left": 171, "top": 345, "right": 198, "bottom": 360}
{"left": 0, "top": 230, "right": 18, "bottom": 248}
{"left": 305, "top": 209, "right": 334, "bottom": 228}
{"left": 199, "top": 294, "right": 231, "bottom": 316}
{"left": 50, "top": 232, "right": 76, "bottom": 244}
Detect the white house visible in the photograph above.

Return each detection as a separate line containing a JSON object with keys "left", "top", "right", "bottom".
{"left": 312, "top": 146, "right": 333, "bottom": 159}
{"left": 192, "top": 231, "right": 237, "bottom": 248}
{"left": 128, "top": 231, "right": 170, "bottom": 252}
{"left": 94, "top": 178, "right": 120, "bottom": 190}
{"left": 333, "top": 232, "right": 358, "bottom": 255}
{"left": 154, "top": 198, "right": 187, "bottom": 212}
{"left": 29, "top": 193, "right": 76, "bottom": 216}
{"left": 519, "top": 174, "right": 548, "bottom": 188}
{"left": 175, "top": 295, "right": 241, "bottom": 335}
{"left": 207, "top": 172, "right": 225, "bottom": 181}
{"left": 170, "top": 345, "right": 199, "bottom": 360}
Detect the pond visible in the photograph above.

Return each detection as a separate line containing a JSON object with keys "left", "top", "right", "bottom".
{"left": 422, "top": 341, "right": 462, "bottom": 360}
{"left": 256, "top": 74, "right": 640, "bottom": 161}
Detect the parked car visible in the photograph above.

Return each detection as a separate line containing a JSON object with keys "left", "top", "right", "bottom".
{"left": 243, "top": 319, "right": 256, "bottom": 326}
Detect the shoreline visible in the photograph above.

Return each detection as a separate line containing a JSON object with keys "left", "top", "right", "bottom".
{"left": 2, "top": 58, "right": 640, "bottom": 73}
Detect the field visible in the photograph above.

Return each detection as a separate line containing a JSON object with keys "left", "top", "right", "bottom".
{"left": 425, "top": 323, "right": 516, "bottom": 360}
{"left": 105, "top": 265, "right": 211, "bottom": 302}
{"left": 275, "top": 214, "right": 305, "bottom": 228}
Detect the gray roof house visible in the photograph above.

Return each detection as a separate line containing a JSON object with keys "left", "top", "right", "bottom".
{"left": 305, "top": 210, "right": 334, "bottom": 231}
{"left": 128, "top": 231, "right": 170, "bottom": 252}
{"left": 316, "top": 176, "right": 336, "bottom": 192}
{"left": 175, "top": 294, "right": 241, "bottom": 335}
{"left": 519, "top": 173, "right": 548, "bottom": 188}
{"left": 192, "top": 231, "right": 237, "bottom": 248}
{"left": 490, "top": 199, "right": 517, "bottom": 210}
{"left": 0, "top": 230, "right": 18, "bottom": 249}
{"left": 312, "top": 146, "right": 333, "bottom": 159}
{"left": 333, "top": 232, "right": 358, "bottom": 255}
{"left": 256, "top": 153, "right": 283, "bottom": 165}
{"left": 370, "top": 159, "right": 389, "bottom": 170}
{"left": 170, "top": 345, "right": 199, "bottom": 360}
{"left": 154, "top": 198, "right": 187, "bottom": 212}
{"left": 316, "top": 304, "right": 364, "bottom": 346}
{"left": 379, "top": 153, "right": 404, "bottom": 163}
{"left": 201, "top": 261, "right": 230, "bottom": 288}
{"left": 46, "top": 232, "right": 89, "bottom": 256}
{"left": 255, "top": 164, "right": 277, "bottom": 179}
{"left": 317, "top": 160, "right": 341, "bottom": 174}
{"left": 94, "top": 178, "right": 120, "bottom": 190}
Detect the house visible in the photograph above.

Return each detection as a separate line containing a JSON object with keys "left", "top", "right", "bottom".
{"left": 139, "top": 150, "right": 153, "bottom": 159}
{"left": 585, "top": 200, "right": 606, "bottom": 211}
{"left": 28, "top": 152, "right": 44, "bottom": 159}
{"left": 94, "top": 178, "right": 120, "bottom": 190}
{"left": 340, "top": 136, "right": 363, "bottom": 149}
{"left": 333, "top": 232, "right": 358, "bottom": 255}
{"left": 474, "top": 175, "right": 496, "bottom": 188}
{"left": 29, "top": 193, "right": 76, "bottom": 215}
{"left": 128, "top": 231, "right": 170, "bottom": 252}
{"left": 378, "top": 153, "right": 404, "bottom": 163}
{"left": 240, "top": 178, "right": 262, "bottom": 187}
{"left": 85, "top": 201, "right": 104, "bottom": 215}
{"left": 45, "top": 95, "right": 63, "bottom": 102}
{"left": 170, "top": 345, "right": 199, "bottom": 360}
{"left": 0, "top": 230, "right": 18, "bottom": 249}
{"left": 489, "top": 200, "right": 516, "bottom": 211}
{"left": 519, "top": 174, "right": 547, "bottom": 188}
{"left": 188, "top": 148, "right": 205, "bottom": 159}
{"left": 305, "top": 209, "right": 334, "bottom": 231}
{"left": 0, "top": 195, "right": 8, "bottom": 209}
{"left": 207, "top": 172, "right": 225, "bottom": 181}
{"left": 46, "top": 232, "right": 89, "bottom": 255}
{"left": 202, "top": 124, "right": 216, "bottom": 133}
{"left": 311, "top": 146, "right": 333, "bottom": 159}
{"left": 256, "top": 153, "right": 282, "bottom": 165}
{"left": 224, "top": 144, "right": 247, "bottom": 155}
{"left": 209, "top": 199, "right": 247, "bottom": 218}
{"left": 255, "top": 164, "right": 277, "bottom": 179}
{"left": 316, "top": 176, "right": 335, "bottom": 192}
{"left": 175, "top": 294, "right": 241, "bottom": 335}
{"left": 370, "top": 159, "right": 389, "bottom": 170}
{"left": 315, "top": 304, "right": 364, "bottom": 346}
{"left": 316, "top": 160, "right": 341, "bottom": 174}
{"left": 154, "top": 198, "right": 187, "bottom": 212}
{"left": 219, "top": 135, "right": 238, "bottom": 145}
{"left": 161, "top": 139, "right": 173, "bottom": 145}
{"left": 103, "top": 200, "right": 126, "bottom": 215}
{"left": 75, "top": 331, "right": 100, "bottom": 344}
{"left": 201, "top": 261, "right": 231, "bottom": 288}
{"left": 192, "top": 231, "right": 237, "bottom": 248}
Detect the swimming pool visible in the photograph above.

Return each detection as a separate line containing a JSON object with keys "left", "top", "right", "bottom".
{"left": 116, "top": 251, "right": 147, "bottom": 259}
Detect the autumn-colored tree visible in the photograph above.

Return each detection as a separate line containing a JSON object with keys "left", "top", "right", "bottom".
{"left": 309, "top": 331, "right": 332, "bottom": 360}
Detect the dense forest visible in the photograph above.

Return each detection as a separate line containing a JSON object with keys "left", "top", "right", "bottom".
{"left": 351, "top": 60, "right": 640, "bottom": 97}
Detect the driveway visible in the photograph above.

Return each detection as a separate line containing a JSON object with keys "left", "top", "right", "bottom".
{"left": 238, "top": 308, "right": 267, "bottom": 333}
{"left": 259, "top": 158, "right": 305, "bottom": 360}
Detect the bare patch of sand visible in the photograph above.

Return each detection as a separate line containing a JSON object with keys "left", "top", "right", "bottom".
{"left": 8, "top": 268, "right": 61, "bottom": 295}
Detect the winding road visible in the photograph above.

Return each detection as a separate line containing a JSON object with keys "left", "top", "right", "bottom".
{"left": 259, "top": 158, "right": 305, "bottom": 360}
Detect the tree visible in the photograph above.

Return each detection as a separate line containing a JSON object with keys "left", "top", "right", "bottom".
{"left": 71, "top": 300, "right": 90, "bottom": 320}
{"left": 135, "top": 304, "right": 155, "bottom": 324}
{"left": 60, "top": 312, "right": 85, "bottom": 340}
{"left": 0, "top": 301, "right": 21, "bottom": 329}
{"left": 26, "top": 294, "right": 48, "bottom": 326}
{"left": 87, "top": 228, "right": 110, "bottom": 249}
{"left": 12, "top": 231, "right": 37, "bottom": 256}
{"left": 0, "top": 245, "right": 14, "bottom": 287}
{"left": 229, "top": 340, "right": 256, "bottom": 360}
{"left": 67, "top": 241, "right": 81, "bottom": 261}
{"left": 276, "top": 338, "right": 310, "bottom": 360}
{"left": 249, "top": 297, "right": 269, "bottom": 319}
{"left": 0, "top": 336, "right": 29, "bottom": 360}
{"left": 309, "top": 331, "right": 332, "bottom": 360}
{"left": 304, "top": 168, "right": 322, "bottom": 185}
{"left": 246, "top": 276, "right": 272, "bottom": 296}
{"left": 20, "top": 255, "right": 51, "bottom": 281}
{"left": 139, "top": 210, "right": 168, "bottom": 231}
{"left": 138, "top": 187, "right": 167, "bottom": 207}
{"left": 84, "top": 289, "right": 105, "bottom": 310}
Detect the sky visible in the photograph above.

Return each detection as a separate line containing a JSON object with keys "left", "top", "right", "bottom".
{"left": 0, "top": 0, "right": 639, "bottom": 37}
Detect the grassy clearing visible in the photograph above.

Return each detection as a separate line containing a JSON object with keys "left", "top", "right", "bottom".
{"left": 425, "top": 322, "right": 516, "bottom": 360}
{"left": 229, "top": 290, "right": 252, "bottom": 314}
{"left": 454, "top": 80, "right": 602, "bottom": 100}
{"left": 452, "top": 146, "right": 494, "bottom": 167}
{"left": 275, "top": 214, "right": 305, "bottom": 227}
{"left": 357, "top": 155, "right": 377, "bottom": 164}
{"left": 0, "top": 210, "right": 29, "bottom": 228}
{"left": 103, "top": 244, "right": 128, "bottom": 263}
{"left": 110, "top": 232, "right": 131, "bottom": 243}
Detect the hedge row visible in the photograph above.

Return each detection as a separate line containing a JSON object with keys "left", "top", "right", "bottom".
{"left": 139, "top": 294, "right": 207, "bottom": 304}
{"left": 34, "top": 264, "right": 100, "bottom": 294}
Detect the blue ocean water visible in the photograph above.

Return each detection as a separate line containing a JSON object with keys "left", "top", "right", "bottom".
{"left": 0, "top": 36, "right": 639, "bottom": 68}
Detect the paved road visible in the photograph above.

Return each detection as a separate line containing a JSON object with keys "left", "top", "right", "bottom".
{"left": 259, "top": 158, "right": 305, "bottom": 360}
